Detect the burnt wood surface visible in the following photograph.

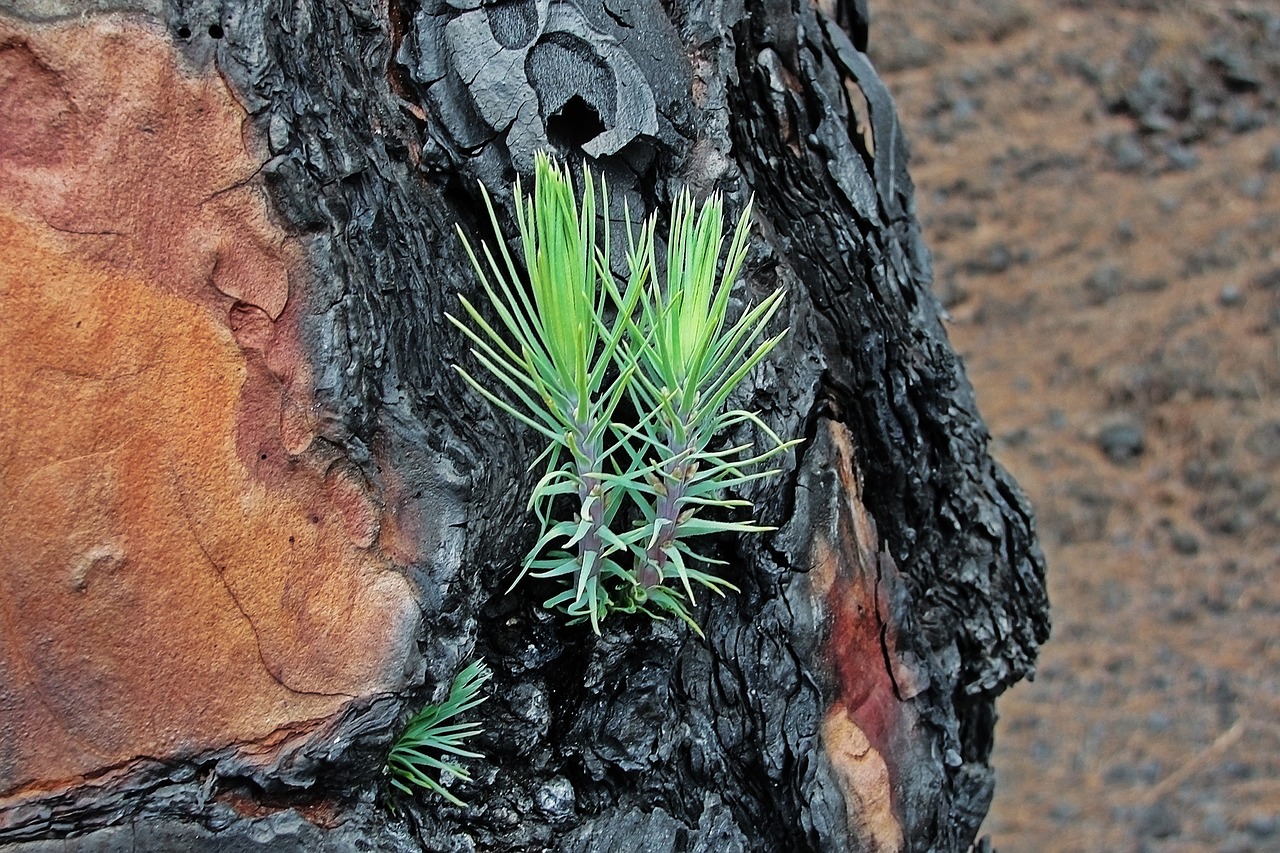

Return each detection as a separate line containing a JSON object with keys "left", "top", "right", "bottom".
{"left": 0, "top": 0, "right": 1048, "bottom": 849}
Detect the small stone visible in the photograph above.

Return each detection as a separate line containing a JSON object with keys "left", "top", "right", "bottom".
{"left": 1107, "top": 133, "right": 1146, "bottom": 172}
{"left": 1245, "top": 421, "right": 1280, "bottom": 461}
{"left": 1049, "top": 802, "right": 1080, "bottom": 823}
{"left": 1098, "top": 420, "right": 1145, "bottom": 464}
{"left": 951, "top": 97, "right": 977, "bottom": 123}
{"left": 1226, "top": 103, "right": 1264, "bottom": 134}
{"left": 1211, "top": 47, "right": 1261, "bottom": 91}
{"left": 1264, "top": 143, "right": 1280, "bottom": 174}
{"left": 1170, "top": 529, "right": 1200, "bottom": 556}
{"left": 1138, "top": 801, "right": 1183, "bottom": 839}
{"left": 999, "top": 427, "right": 1031, "bottom": 448}
{"left": 964, "top": 242, "right": 1014, "bottom": 275}
{"left": 1247, "top": 814, "right": 1278, "bottom": 837}
{"left": 1218, "top": 761, "right": 1252, "bottom": 781}
{"left": 1139, "top": 110, "right": 1174, "bottom": 134}
{"left": 1138, "top": 760, "right": 1162, "bottom": 784}
{"left": 1084, "top": 265, "right": 1122, "bottom": 305}
{"left": 1204, "top": 812, "right": 1230, "bottom": 836}
{"left": 1101, "top": 579, "right": 1129, "bottom": 612}
{"left": 1222, "top": 836, "right": 1258, "bottom": 853}
{"left": 1251, "top": 266, "right": 1280, "bottom": 292}
{"left": 1218, "top": 284, "right": 1244, "bottom": 307}
{"left": 1241, "top": 475, "right": 1270, "bottom": 507}
{"left": 1240, "top": 176, "right": 1267, "bottom": 200}
{"left": 1164, "top": 143, "right": 1200, "bottom": 171}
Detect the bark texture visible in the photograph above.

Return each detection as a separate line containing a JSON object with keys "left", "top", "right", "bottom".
{"left": 0, "top": 0, "right": 1048, "bottom": 850}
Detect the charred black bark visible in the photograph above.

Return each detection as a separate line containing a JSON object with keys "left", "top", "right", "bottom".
{"left": 2, "top": 0, "right": 1048, "bottom": 849}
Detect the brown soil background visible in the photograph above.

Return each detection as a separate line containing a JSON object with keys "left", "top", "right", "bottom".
{"left": 872, "top": 1, "right": 1280, "bottom": 849}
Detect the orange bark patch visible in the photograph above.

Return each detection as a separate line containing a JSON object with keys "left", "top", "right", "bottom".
{"left": 0, "top": 14, "right": 417, "bottom": 799}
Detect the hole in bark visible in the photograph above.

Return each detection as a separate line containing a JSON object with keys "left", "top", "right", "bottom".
{"left": 176, "top": 25, "right": 191, "bottom": 39}
{"left": 208, "top": 23, "right": 224, "bottom": 39}
{"left": 546, "top": 95, "right": 604, "bottom": 151}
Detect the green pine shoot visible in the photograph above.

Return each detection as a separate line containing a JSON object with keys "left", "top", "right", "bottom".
{"left": 450, "top": 156, "right": 792, "bottom": 634}
{"left": 614, "top": 190, "right": 798, "bottom": 631}
{"left": 385, "top": 659, "right": 491, "bottom": 807}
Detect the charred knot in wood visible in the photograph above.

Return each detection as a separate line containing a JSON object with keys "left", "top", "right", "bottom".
{"left": 397, "top": 0, "right": 658, "bottom": 167}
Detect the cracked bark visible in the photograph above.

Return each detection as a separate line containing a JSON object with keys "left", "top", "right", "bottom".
{"left": 0, "top": 0, "right": 1048, "bottom": 850}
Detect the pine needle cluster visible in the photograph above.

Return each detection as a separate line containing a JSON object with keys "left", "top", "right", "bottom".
{"left": 449, "top": 155, "right": 794, "bottom": 634}
{"left": 385, "top": 659, "right": 491, "bottom": 806}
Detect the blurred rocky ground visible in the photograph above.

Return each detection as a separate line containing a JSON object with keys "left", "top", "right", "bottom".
{"left": 873, "top": 1, "right": 1280, "bottom": 849}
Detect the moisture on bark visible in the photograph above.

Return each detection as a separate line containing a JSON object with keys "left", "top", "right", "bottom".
{"left": 0, "top": 0, "right": 1048, "bottom": 850}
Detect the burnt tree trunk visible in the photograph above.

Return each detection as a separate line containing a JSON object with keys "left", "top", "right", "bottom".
{"left": 0, "top": 0, "right": 1048, "bottom": 850}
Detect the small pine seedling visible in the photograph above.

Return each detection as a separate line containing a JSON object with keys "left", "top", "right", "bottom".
{"left": 385, "top": 659, "right": 491, "bottom": 807}
{"left": 449, "top": 154, "right": 795, "bottom": 634}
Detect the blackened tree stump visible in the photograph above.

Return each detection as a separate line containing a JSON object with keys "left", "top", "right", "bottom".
{"left": 0, "top": 0, "right": 1048, "bottom": 849}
